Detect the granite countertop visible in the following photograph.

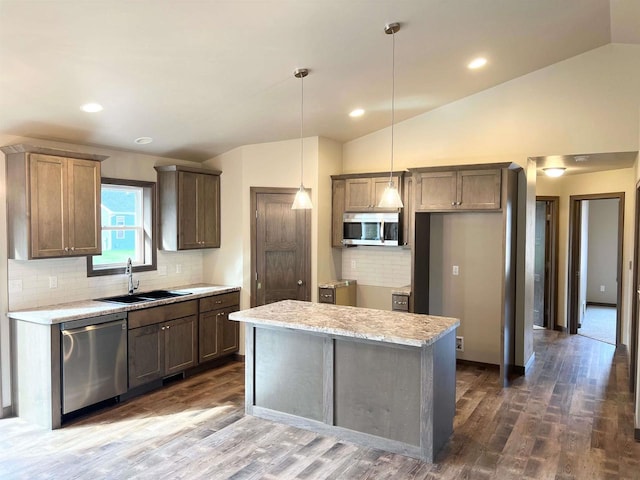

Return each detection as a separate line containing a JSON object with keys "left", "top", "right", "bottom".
{"left": 392, "top": 285, "right": 411, "bottom": 296}
{"left": 229, "top": 300, "right": 459, "bottom": 347}
{"left": 318, "top": 279, "right": 357, "bottom": 289}
{"left": 8, "top": 284, "right": 241, "bottom": 325}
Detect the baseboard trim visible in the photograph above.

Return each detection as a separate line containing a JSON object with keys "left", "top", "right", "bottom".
{"left": 554, "top": 325, "right": 568, "bottom": 333}
{"left": 635, "top": 428, "right": 640, "bottom": 442}
{"left": 233, "top": 353, "right": 245, "bottom": 363}
{"left": 455, "top": 359, "right": 499, "bottom": 370}
{"left": 586, "top": 301, "right": 617, "bottom": 308}
{"left": 510, "top": 352, "right": 536, "bottom": 376}
{"left": 1, "top": 405, "right": 13, "bottom": 419}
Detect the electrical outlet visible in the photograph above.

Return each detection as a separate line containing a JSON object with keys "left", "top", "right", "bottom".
{"left": 452, "top": 265, "right": 459, "bottom": 276}
{"left": 600, "top": 285, "right": 605, "bottom": 292}
{"left": 456, "top": 336, "right": 464, "bottom": 352}
{"left": 351, "top": 260, "right": 356, "bottom": 269}
{"left": 49, "top": 276, "right": 58, "bottom": 289}
{"left": 176, "top": 264, "right": 182, "bottom": 274}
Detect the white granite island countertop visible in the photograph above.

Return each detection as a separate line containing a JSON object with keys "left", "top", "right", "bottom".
{"left": 8, "top": 284, "right": 240, "bottom": 325}
{"left": 229, "top": 300, "right": 459, "bottom": 347}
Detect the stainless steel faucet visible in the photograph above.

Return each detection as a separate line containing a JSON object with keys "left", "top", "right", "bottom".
{"left": 125, "top": 257, "right": 140, "bottom": 295}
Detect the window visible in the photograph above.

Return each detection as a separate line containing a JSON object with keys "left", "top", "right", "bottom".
{"left": 87, "top": 178, "right": 156, "bottom": 276}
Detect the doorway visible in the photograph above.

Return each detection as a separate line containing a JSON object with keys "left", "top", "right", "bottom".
{"left": 631, "top": 180, "right": 640, "bottom": 394}
{"left": 250, "top": 187, "right": 311, "bottom": 307}
{"left": 534, "top": 196, "right": 559, "bottom": 330}
{"left": 568, "top": 193, "right": 624, "bottom": 345}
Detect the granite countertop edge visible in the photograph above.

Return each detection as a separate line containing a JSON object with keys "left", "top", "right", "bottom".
{"left": 8, "top": 284, "right": 241, "bottom": 325}
{"left": 391, "top": 285, "right": 412, "bottom": 295}
{"left": 229, "top": 300, "right": 459, "bottom": 348}
{"left": 318, "top": 279, "right": 357, "bottom": 289}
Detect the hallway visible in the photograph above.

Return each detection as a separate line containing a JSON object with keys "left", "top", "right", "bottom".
{"left": 579, "top": 305, "right": 617, "bottom": 345}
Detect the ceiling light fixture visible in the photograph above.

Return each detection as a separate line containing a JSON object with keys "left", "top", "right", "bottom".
{"left": 291, "top": 68, "right": 313, "bottom": 210}
{"left": 378, "top": 22, "right": 404, "bottom": 209}
{"left": 134, "top": 137, "right": 153, "bottom": 145}
{"left": 543, "top": 167, "right": 566, "bottom": 177}
{"left": 349, "top": 108, "right": 365, "bottom": 118}
{"left": 81, "top": 102, "right": 103, "bottom": 113}
{"left": 468, "top": 57, "right": 487, "bottom": 69}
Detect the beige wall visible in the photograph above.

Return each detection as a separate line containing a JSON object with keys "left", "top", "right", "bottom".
{"left": 202, "top": 136, "right": 342, "bottom": 354}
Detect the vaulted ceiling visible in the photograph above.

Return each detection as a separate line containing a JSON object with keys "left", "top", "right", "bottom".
{"left": 1, "top": 0, "right": 638, "bottom": 161}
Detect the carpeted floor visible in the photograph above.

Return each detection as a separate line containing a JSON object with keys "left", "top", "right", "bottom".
{"left": 578, "top": 305, "right": 616, "bottom": 344}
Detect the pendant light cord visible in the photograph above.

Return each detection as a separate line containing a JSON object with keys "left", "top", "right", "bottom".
{"left": 389, "top": 28, "right": 395, "bottom": 185}
{"left": 300, "top": 72, "right": 304, "bottom": 187}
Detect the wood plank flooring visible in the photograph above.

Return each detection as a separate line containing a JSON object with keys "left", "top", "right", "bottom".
{"left": 1, "top": 330, "right": 639, "bottom": 479}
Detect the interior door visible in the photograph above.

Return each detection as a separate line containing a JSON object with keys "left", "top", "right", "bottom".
{"left": 253, "top": 189, "right": 311, "bottom": 306}
{"left": 534, "top": 201, "right": 547, "bottom": 328}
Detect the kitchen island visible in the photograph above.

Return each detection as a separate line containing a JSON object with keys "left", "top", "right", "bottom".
{"left": 229, "top": 300, "right": 459, "bottom": 462}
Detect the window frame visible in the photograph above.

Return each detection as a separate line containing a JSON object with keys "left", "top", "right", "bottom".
{"left": 87, "top": 177, "right": 157, "bottom": 277}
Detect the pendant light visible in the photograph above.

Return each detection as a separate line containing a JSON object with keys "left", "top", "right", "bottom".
{"left": 378, "top": 22, "right": 404, "bottom": 209}
{"left": 292, "top": 68, "right": 313, "bottom": 210}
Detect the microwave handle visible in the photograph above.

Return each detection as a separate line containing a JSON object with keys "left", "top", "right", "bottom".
{"left": 380, "top": 220, "right": 384, "bottom": 244}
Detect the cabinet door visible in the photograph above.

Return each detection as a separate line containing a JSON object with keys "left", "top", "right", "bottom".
{"left": 164, "top": 314, "right": 198, "bottom": 375}
{"left": 128, "top": 324, "right": 163, "bottom": 388}
{"left": 29, "top": 154, "right": 67, "bottom": 258}
{"left": 372, "top": 175, "right": 400, "bottom": 211}
{"left": 218, "top": 306, "right": 240, "bottom": 356}
{"left": 402, "top": 175, "right": 414, "bottom": 247}
{"left": 67, "top": 158, "right": 101, "bottom": 255}
{"left": 199, "top": 173, "right": 220, "bottom": 248}
{"left": 415, "top": 172, "right": 457, "bottom": 211}
{"left": 344, "top": 178, "right": 373, "bottom": 211}
{"left": 198, "top": 310, "right": 220, "bottom": 363}
{"left": 457, "top": 169, "right": 502, "bottom": 210}
{"left": 178, "top": 171, "right": 200, "bottom": 249}
{"left": 332, "top": 179, "right": 345, "bottom": 247}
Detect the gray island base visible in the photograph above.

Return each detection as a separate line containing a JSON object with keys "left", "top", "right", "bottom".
{"left": 229, "top": 300, "right": 460, "bottom": 462}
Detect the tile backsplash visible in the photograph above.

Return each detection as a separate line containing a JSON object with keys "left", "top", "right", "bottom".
{"left": 341, "top": 247, "right": 411, "bottom": 288}
{"left": 8, "top": 251, "right": 203, "bottom": 310}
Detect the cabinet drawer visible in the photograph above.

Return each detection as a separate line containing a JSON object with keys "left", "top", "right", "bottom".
{"left": 318, "top": 288, "right": 335, "bottom": 304}
{"left": 200, "top": 291, "right": 240, "bottom": 313}
{"left": 128, "top": 300, "right": 198, "bottom": 329}
{"left": 392, "top": 294, "right": 409, "bottom": 312}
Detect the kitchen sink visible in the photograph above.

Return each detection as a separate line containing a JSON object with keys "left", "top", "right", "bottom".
{"left": 97, "top": 290, "right": 192, "bottom": 304}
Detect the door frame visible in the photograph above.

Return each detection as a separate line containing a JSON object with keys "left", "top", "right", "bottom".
{"left": 536, "top": 196, "right": 559, "bottom": 330}
{"left": 567, "top": 192, "right": 624, "bottom": 342}
{"left": 249, "top": 187, "right": 311, "bottom": 308}
{"left": 631, "top": 180, "right": 640, "bottom": 394}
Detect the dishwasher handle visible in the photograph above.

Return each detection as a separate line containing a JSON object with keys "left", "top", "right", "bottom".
{"left": 60, "top": 311, "right": 127, "bottom": 331}
{"left": 61, "top": 319, "right": 126, "bottom": 336}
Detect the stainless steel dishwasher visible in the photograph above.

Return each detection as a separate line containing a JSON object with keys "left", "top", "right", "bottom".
{"left": 60, "top": 312, "right": 128, "bottom": 414}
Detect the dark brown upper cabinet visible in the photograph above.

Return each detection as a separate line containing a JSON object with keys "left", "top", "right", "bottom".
{"left": 155, "top": 165, "right": 221, "bottom": 250}
{"left": 2, "top": 144, "right": 106, "bottom": 259}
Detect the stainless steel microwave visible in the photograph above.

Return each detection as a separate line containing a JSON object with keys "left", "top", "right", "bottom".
{"left": 342, "top": 212, "right": 400, "bottom": 246}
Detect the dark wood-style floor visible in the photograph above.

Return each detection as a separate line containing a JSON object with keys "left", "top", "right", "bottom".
{"left": 1, "top": 330, "right": 639, "bottom": 479}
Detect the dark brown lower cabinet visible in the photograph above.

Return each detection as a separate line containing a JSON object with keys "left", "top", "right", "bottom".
{"left": 199, "top": 292, "right": 240, "bottom": 363}
{"left": 128, "top": 314, "right": 197, "bottom": 389}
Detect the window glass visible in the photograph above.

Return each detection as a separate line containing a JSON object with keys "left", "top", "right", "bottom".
{"left": 87, "top": 179, "right": 156, "bottom": 276}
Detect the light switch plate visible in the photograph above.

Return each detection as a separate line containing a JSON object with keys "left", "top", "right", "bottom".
{"left": 452, "top": 265, "right": 459, "bottom": 276}
{"left": 49, "top": 276, "right": 58, "bottom": 289}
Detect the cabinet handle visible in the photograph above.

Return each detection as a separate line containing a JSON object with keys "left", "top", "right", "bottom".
{"left": 321, "top": 294, "right": 332, "bottom": 298}
{"left": 64, "top": 247, "right": 69, "bottom": 252}
{"left": 451, "top": 202, "right": 456, "bottom": 206}
{"left": 161, "top": 326, "right": 165, "bottom": 331}
{"left": 70, "top": 246, "right": 75, "bottom": 251}
{"left": 215, "top": 300, "right": 222, "bottom": 304}
{"left": 165, "top": 325, "right": 170, "bottom": 329}
{"left": 394, "top": 300, "right": 407, "bottom": 305}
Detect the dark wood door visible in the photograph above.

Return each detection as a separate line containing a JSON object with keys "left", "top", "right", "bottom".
{"left": 533, "top": 201, "right": 547, "bottom": 327}
{"left": 164, "top": 315, "right": 197, "bottom": 375}
{"left": 253, "top": 189, "right": 311, "bottom": 306}
{"left": 128, "top": 324, "right": 163, "bottom": 388}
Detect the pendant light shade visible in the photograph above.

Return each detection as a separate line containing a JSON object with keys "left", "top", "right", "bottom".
{"left": 378, "top": 22, "right": 404, "bottom": 210}
{"left": 292, "top": 68, "right": 313, "bottom": 210}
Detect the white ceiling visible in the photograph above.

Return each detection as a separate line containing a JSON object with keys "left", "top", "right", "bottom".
{"left": 0, "top": 0, "right": 636, "bottom": 161}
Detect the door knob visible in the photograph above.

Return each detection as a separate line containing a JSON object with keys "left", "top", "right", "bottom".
{"left": 297, "top": 280, "right": 303, "bottom": 286}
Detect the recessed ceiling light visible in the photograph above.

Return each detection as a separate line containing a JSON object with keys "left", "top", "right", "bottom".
{"left": 349, "top": 108, "right": 365, "bottom": 118}
{"left": 543, "top": 167, "right": 566, "bottom": 177}
{"left": 467, "top": 57, "right": 487, "bottom": 70}
{"left": 134, "top": 137, "right": 153, "bottom": 145}
{"left": 80, "top": 102, "right": 103, "bottom": 113}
